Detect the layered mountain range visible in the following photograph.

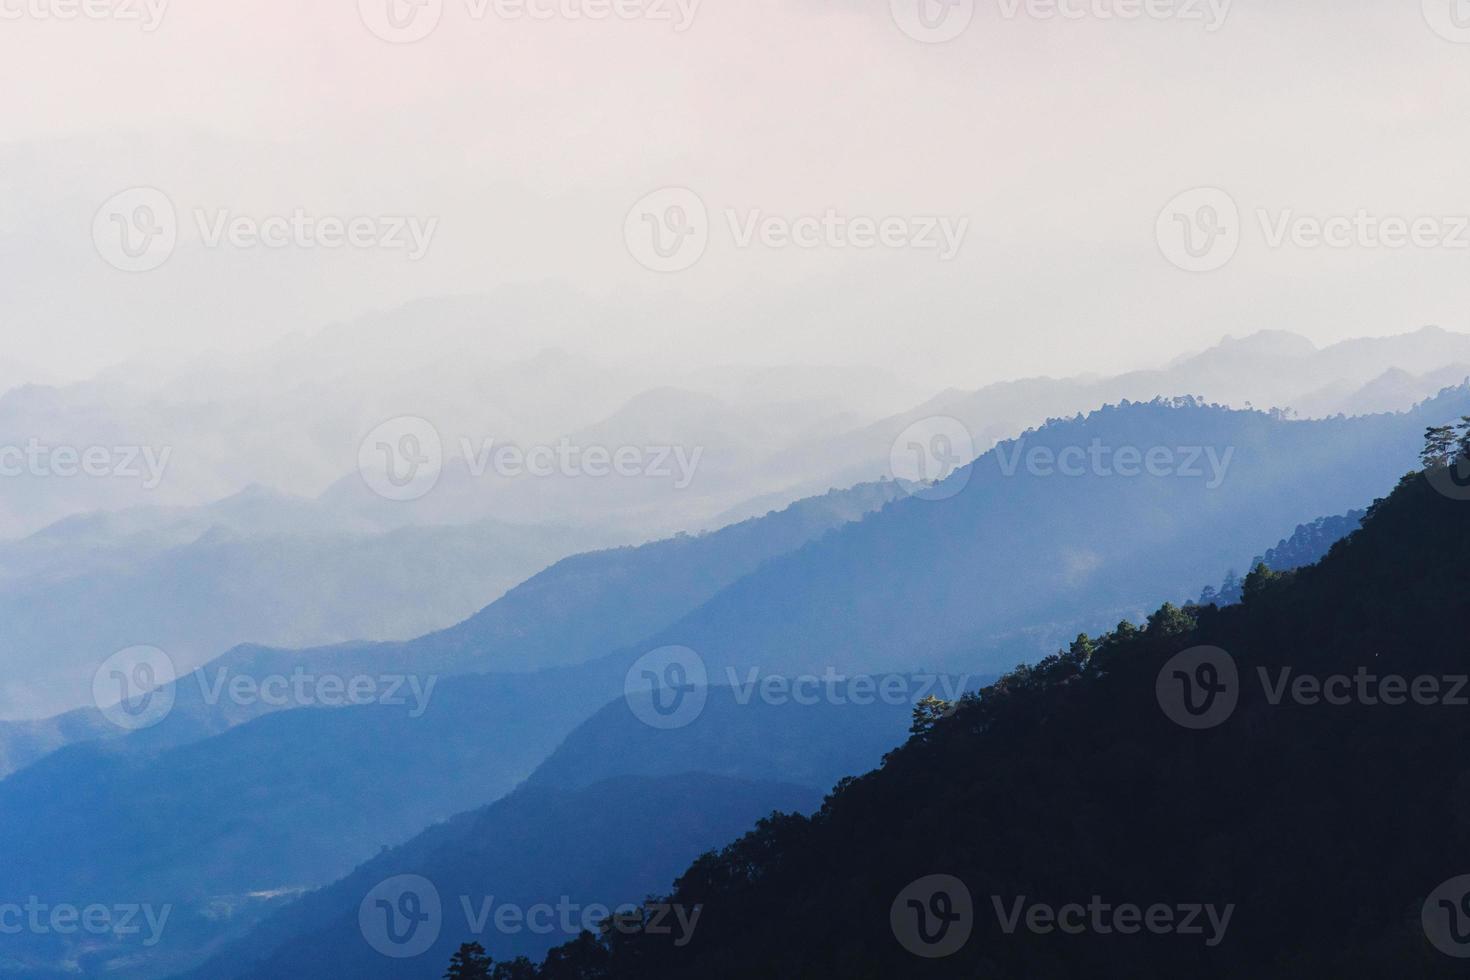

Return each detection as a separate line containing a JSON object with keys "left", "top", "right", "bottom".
{"left": 2, "top": 381, "right": 1465, "bottom": 977}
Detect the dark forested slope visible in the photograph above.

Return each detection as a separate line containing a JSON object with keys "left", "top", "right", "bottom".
{"left": 512, "top": 462, "right": 1470, "bottom": 978}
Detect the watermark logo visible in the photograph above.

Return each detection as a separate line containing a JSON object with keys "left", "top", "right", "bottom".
{"left": 1425, "top": 875, "right": 1470, "bottom": 957}
{"left": 890, "top": 416, "right": 975, "bottom": 502}
{"left": 625, "top": 188, "right": 709, "bottom": 273}
{"left": 891, "top": 0, "right": 975, "bottom": 43}
{"left": 1156, "top": 646, "right": 1238, "bottom": 730}
{"left": 93, "top": 187, "right": 177, "bottom": 273}
{"left": 1424, "top": 0, "right": 1470, "bottom": 43}
{"left": 892, "top": 874, "right": 973, "bottom": 958}
{"left": 359, "top": 416, "right": 444, "bottom": 502}
{"left": 624, "top": 645, "right": 708, "bottom": 730}
{"left": 1156, "top": 187, "right": 1240, "bottom": 273}
{"left": 360, "top": 875, "right": 442, "bottom": 959}
{"left": 1426, "top": 454, "right": 1470, "bottom": 502}
{"left": 359, "top": 0, "right": 444, "bottom": 42}
{"left": 93, "top": 645, "right": 177, "bottom": 731}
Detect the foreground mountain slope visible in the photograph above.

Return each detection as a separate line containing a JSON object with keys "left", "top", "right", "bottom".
{"left": 176, "top": 678, "right": 948, "bottom": 980}
{"left": 524, "top": 466, "right": 1470, "bottom": 978}
{"left": 519, "top": 682, "right": 943, "bottom": 794}
{"left": 218, "top": 774, "right": 821, "bottom": 980}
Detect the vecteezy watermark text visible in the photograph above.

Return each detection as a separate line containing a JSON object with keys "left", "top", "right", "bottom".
{"left": 890, "top": 875, "right": 1233, "bottom": 958}
{"left": 0, "top": 0, "right": 167, "bottom": 30}
{"left": 996, "top": 0, "right": 1229, "bottom": 29}
{"left": 0, "top": 899, "right": 171, "bottom": 948}
{"left": 725, "top": 210, "right": 969, "bottom": 260}
{"left": 1157, "top": 645, "right": 1470, "bottom": 730}
{"left": 1158, "top": 187, "right": 1470, "bottom": 273}
{"left": 358, "top": 415, "right": 705, "bottom": 502}
{"left": 991, "top": 895, "right": 1233, "bottom": 946}
{"left": 92, "top": 646, "right": 438, "bottom": 731}
{"left": 93, "top": 187, "right": 438, "bottom": 273}
{"left": 625, "top": 188, "right": 969, "bottom": 273}
{"left": 0, "top": 440, "right": 170, "bottom": 487}
{"left": 194, "top": 666, "right": 437, "bottom": 718}
{"left": 623, "top": 645, "right": 971, "bottom": 730}
{"left": 358, "top": 0, "right": 701, "bottom": 44}
{"left": 890, "top": 0, "right": 1230, "bottom": 44}
{"left": 995, "top": 438, "right": 1235, "bottom": 489}
{"left": 724, "top": 668, "right": 971, "bottom": 710}
{"left": 459, "top": 896, "right": 699, "bottom": 945}
{"left": 358, "top": 875, "right": 700, "bottom": 959}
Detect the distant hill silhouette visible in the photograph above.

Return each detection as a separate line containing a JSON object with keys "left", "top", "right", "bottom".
{"left": 179, "top": 770, "right": 823, "bottom": 980}
{"left": 1199, "top": 509, "right": 1365, "bottom": 605}
{"left": 0, "top": 486, "right": 620, "bottom": 720}
{"left": 758, "top": 326, "right": 1470, "bottom": 501}
{"left": 171, "top": 680, "right": 977, "bottom": 979}
{"left": 638, "top": 390, "right": 1470, "bottom": 683}
{"left": 0, "top": 479, "right": 901, "bottom": 778}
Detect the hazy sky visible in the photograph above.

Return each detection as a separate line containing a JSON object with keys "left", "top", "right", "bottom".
{"left": 4, "top": 0, "right": 1470, "bottom": 388}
